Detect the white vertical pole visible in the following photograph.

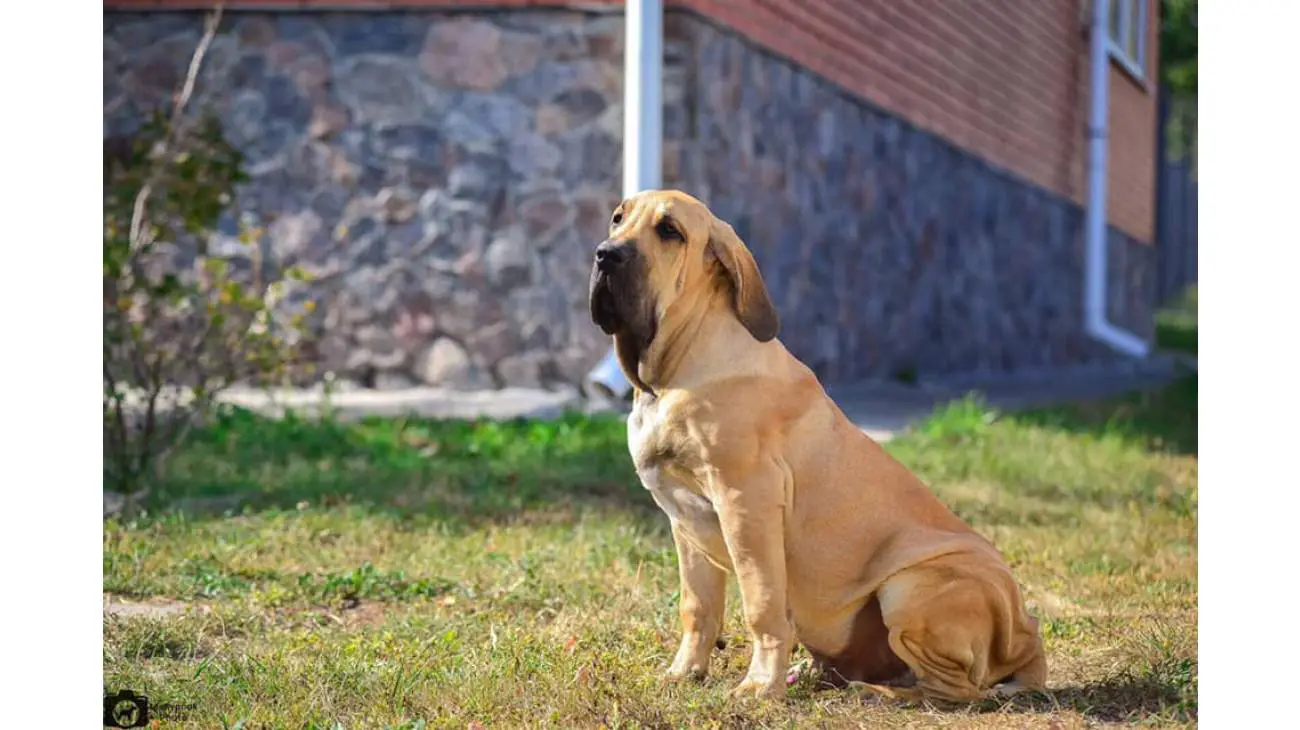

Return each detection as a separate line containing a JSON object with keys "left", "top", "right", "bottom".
{"left": 622, "top": 0, "right": 663, "bottom": 198}
{"left": 1083, "top": 0, "right": 1149, "bottom": 357}
{"left": 586, "top": 0, "right": 663, "bottom": 399}
{"left": 1084, "top": 0, "right": 1111, "bottom": 335}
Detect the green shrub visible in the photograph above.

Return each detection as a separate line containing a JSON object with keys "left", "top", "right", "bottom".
{"left": 103, "top": 10, "right": 312, "bottom": 501}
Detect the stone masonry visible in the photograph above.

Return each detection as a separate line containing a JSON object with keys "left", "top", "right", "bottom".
{"left": 662, "top": 13, "right": 1155, "bottom": 383}
{"left": 106, "top": 9, "right": 626, "bottom": 390}
{"left": 104, "top": 8, "right": 1155, "bottom": 390}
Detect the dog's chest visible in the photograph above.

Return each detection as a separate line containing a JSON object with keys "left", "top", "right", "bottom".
{"left": 627, "top": 400, "right": 718, "bottom": 529}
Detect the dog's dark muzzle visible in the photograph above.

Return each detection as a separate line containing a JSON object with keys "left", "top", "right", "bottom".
{"left": 588, "top": 239, "right": 639, "bottom": 335}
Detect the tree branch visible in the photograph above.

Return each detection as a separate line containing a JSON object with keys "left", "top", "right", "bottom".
{"left": 127, "top": 3, "right": 225, "bottom": 252}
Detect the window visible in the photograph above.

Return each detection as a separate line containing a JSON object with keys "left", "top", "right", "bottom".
{"left": 1107, "top": 0, "right": 1148, "bottom": 81}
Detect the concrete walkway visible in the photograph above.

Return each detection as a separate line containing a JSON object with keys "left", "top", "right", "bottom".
{"left": 216, "top": 355, "right": 1188, "bottom": 443}
{"left": 219, "top": 384, "right": 591, "bottom": 422}
{"left": 828, "top": 357, "right": 1183, "bottom": 440}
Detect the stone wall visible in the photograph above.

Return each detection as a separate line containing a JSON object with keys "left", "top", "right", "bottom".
{"left": 105, "top": 9, "right": 626, "bottom": 390}
{"left": 104, "top": 8, "right": 1155, "bottom": 390}
{"left": 662, "top": 12, "right": 1155, "bottom": 382}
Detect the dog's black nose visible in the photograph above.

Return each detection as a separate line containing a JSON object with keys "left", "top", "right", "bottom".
{"left": 594, "top": 240, "right": 632, "bottom": 271}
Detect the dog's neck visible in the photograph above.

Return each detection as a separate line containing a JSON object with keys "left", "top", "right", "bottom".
{"left": 621, "top": 284, "right": 761, "bottom": 398}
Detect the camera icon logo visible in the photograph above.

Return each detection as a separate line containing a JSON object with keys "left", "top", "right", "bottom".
{"left": 103, "top": 689, "right": 150, "bottom": 728}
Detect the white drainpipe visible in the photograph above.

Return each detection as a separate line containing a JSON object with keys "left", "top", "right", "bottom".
{"left": 585, "top": 0, "right": 663, "bottom": 399}
{"left": 1084, "top": 0, "right": 1151, "bottom": 358}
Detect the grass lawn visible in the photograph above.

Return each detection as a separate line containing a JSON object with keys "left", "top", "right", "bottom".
{"left": 103, "top": 375, "right": 1197, "bottom": 729}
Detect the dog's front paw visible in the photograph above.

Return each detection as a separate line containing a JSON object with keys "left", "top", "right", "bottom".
{"left": 664, "top": 661, "right": 707, "bottom": 683}
{"left": 728, "top": 673, "right": 787, "bottom": 701}
{"left": 665, "top": 634, "right": 713, "bottom": 682}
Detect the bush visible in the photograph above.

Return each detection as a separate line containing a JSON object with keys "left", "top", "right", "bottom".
{"left": 103, "top": 9, "right": 312, "bottom": 502}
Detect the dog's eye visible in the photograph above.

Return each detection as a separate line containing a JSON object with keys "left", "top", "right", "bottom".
{"left": 611, "top": 211, "right": 623, "bottom": 226}
{"left": 656, "top": 220, "right": 683, "bottom": 242}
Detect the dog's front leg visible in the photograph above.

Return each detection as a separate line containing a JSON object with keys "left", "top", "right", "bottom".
{"left": 712, "top": 463, "right": 791, "bottom": 700}
{"left": 666, "top": 521, "right": 727, "bottom": 681}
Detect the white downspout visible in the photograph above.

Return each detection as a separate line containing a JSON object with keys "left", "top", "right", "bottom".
{"left": 1084, "top": 0, "right": 1150, "bottom": 358}
{"left": 585, "top": 0, "right": 663, "bottom": 399}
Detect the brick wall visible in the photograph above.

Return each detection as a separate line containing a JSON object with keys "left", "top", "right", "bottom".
{"left": 1104, "top": 8, "right": 1160, "bottom": 244}
{"left": 687, "top": 2, "right": 1083, "bottom": 199}
{"left": 661, "top": 14, "right": 1153, "bottom": 381}
{"left": 679, "top": 0, "right": 1159, "bottom": 242}
{"left": 106, "top": 0, "right": 1160, "bottom": 240}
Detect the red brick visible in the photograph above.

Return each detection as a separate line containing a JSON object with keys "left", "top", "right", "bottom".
{"left": 677, "top": 0, "right": 1159, "bottom": 241}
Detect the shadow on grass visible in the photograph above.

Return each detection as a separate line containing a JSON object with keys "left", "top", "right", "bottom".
{"left": 148, "top": 406, "right": 658, "bottom": 527}
{"left": 986, "top": 673, "right": 1196, "bottom": 724}
{"left": 1011, "top": 373, "right": 1197, "bottom": 455}
{"left": 852, "top": 663, "right": 1196, "bottom": 724}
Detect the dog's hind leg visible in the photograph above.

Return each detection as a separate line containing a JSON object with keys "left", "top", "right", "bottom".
{"left": 846, "top": 629, "right": 1044, "bottom": 704}
{"left": 873, "top": 557, "right": 1048, "bottom": 703}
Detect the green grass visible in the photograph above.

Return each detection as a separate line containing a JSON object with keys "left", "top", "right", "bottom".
{"left": 104, "top": 377, "right": 1197, "bottom": 729}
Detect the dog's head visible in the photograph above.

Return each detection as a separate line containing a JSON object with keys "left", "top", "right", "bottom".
{"left": 587, "top": 190, "right": 779, "bottom": 355}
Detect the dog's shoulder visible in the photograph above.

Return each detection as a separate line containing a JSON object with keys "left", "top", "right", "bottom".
{"left": 695, "top": 366, "right": 827, "bottom": 428}
{"left": 634, "top": 369, "right": 825, "bottom": 469}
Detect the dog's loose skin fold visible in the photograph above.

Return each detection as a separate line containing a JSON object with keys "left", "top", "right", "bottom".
{"left": 588, "top": 190, "right": 1047, "bottom": 703}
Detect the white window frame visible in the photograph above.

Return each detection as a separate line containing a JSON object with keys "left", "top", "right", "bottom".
{"left": 1106, "top": 0, "right": 1149, "bottom": 83}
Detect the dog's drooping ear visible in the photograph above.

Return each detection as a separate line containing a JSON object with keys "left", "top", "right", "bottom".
{"left": 707, "top": 217, "right": 780, "bottom": 342}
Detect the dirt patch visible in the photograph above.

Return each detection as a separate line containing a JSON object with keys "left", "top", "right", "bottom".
{"left": 339, "top": 600, "right": 392, "bottom": 627}
{"left": 259, "top": 600, "right": 401, "bottom": 631}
